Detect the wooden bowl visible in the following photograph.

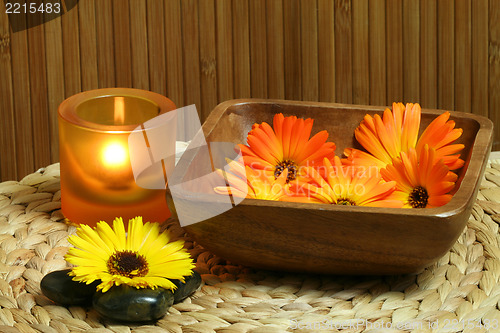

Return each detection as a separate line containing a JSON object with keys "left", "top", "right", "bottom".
{"left": 166, "top": 99, "right": 493, "bottom": 275}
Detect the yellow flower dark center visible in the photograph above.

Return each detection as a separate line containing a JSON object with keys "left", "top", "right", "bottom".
{"left": 336, "top": 198, "right": 356, "bottom": 206}
{"left": 274, "top": 159, "right": 298, "bottom": 182}
{"left": 107, "top": 250, "right": 149, "bottom": 278}
{"left": 409, "top": 186, "right": 429, "bottom": 208}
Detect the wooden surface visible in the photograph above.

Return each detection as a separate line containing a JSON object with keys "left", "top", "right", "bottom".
{"left": 0, "top": 0, "right": 499, "bottom": 182}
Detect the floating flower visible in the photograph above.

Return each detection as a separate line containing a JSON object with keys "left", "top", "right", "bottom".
{"left": 380, "top": 146, "right": 457, "bottom": 208}
{"left": 238, "top": 113, "right": 336, "bottom": 183}
{"left": 344, "top": 103, "right": 464, "bottom": 170}
{"left": 287, "top": 157, "right": 402, "bottom": 207}
{"left": 65, "top": 217, "right": 194, "bottom": 293}
{"left": 214, "top": 158, "right": 289, "bottom": 200}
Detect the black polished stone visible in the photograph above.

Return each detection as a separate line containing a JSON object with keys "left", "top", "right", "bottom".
{"left": 172, "top": 271, "right": 202, "bottom": 303}
{"left": 40, "top": 269, "right": 99, "bottom": 306}
{"left": 93, "top": 285, "right": 174, "bottom": 322}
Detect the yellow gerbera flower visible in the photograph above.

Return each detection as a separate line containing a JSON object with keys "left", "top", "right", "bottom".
{"left": 65, "top": 217, "right": 194, "bottom": 293}
{"left": 380, "top": 146, "right": 457, "bottom": 208}
{"left": 238, "top": 113, "right": 336, "bottom": 183}
{"left": 344, "top": 103, "right": 464, "bottom": 170}
{"left": 214, "top": 158, "right": 289, "bottom": 200}
{"left": 287, "top": 157, "right": 402, "bottom": 207}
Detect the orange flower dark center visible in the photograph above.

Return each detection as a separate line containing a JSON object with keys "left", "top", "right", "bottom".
{"left": 107, "top": 250, "right": 149, "bottom": 278}
{"left": 274, "top": 159, "right": 298, "bottom": 182}
{"left": 409, "top": 186, "right": 429, "bottom": 208}
{"left": 336, "top": 198, "right": 356, "bottom": 206}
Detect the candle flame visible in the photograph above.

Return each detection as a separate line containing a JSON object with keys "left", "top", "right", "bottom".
{"left": 102, "top": 143, "right": 128, "bottom": 167}
{"left": 114, "top": 97, "right": 125, "bottom": 125}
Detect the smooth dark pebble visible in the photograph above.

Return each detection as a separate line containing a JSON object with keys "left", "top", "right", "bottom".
{"left": 172, "top": 271, "right": 202, "bottom": 303}
{"left": 93, "top": 285, "right": 174, "bottom": 322}
{"left": 40, "top": 269, "right": 99, "bottom": 306}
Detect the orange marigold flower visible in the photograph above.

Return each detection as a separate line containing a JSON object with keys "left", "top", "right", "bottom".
{"left": 344, "top": 103, "right": 464, "bottom": 170}
{"left": 238, "top": 113, "right": 336, "bottom": 183}
{"left": 380, "top": 146, "right": 457, "bottom": 208}
{"left": 416, "top": 112, "right": 465, "bottom": 170}
{"left": 214, "top": 158, "right": 289, "bottom": 200}
{"left": 285, "top": 157, "right": 402, "bottom": 208}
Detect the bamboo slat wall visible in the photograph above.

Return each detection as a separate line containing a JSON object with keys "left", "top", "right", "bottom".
{"left": 0, "top": 0, "right": 499, "bottom": 181}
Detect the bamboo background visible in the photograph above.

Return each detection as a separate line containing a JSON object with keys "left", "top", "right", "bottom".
{"left": 0, "top": 0, "right": 499, "bottom": 182}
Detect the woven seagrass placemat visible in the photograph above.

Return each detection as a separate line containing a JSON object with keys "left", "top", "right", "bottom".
{"left": 1, "top": 161, "right": 500, "bottom": 333}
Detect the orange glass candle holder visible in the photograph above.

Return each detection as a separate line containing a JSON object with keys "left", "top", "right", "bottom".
{"left": 58, "top": 88, "right": 176, "bottom": 226}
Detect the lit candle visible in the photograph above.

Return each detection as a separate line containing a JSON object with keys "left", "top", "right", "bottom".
{"left": 58, "top": 88, "right": 176, "bottom": 227}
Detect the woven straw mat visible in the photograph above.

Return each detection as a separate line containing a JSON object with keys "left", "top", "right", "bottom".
{"left": 1, "top": 161, "right": 500, "bottom": 333}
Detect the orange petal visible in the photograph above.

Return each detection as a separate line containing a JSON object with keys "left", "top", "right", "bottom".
{"left": 400, "top": 150, "right": 418, "bottom": 187}
{"left": 288, "top": 118, "right": 306, "bottom": 160}
{"left": 360, "top": 180, "right": 397, "bottom": 203}
{"left": 381, "top": 161, "right": 413, "bottom": 193}
{"left": 281, "top": 115, "right": 295, "bottom": 158}
{"left": 355, "top": 125, "right": 392, "bottom": 164}
{"left": 259, "top": 122, "right": 284, "bottom": 160}
{"left": 427, "top": 194, "right": 452, "bottom": 207}
{"left": 293, "top": 118, "right": 314, "bottom": 161}
{"left": 390, "top": 102, "right": 404, "bottom": 138}
{"left": 426, "top": 163, "right": 451, "bottom": 190}
{"left": 299, "top": 130, "right": 333, "bottom": 165}
{"left": 446, "top": 158, "right": 464, "bottom": 170}
{"left": 247, "top": 134, "right": 279, "bottom": 165}
{"left": 342, "top": 149, "right": 388, "bottom": 169}
{"left": 374, "top": 114, "right": 398, "bottom": 158}
{"left": 239, "top": 144, "right": 261, "bottom": 160}
{"left": 401, "top": 103, "right": 421, "bottom": 151}
{"left": 360, "top": 114, "right": 377, "bottom": 134}
{"left": 241, "top": 156, "right": 274, "bottom": 170}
